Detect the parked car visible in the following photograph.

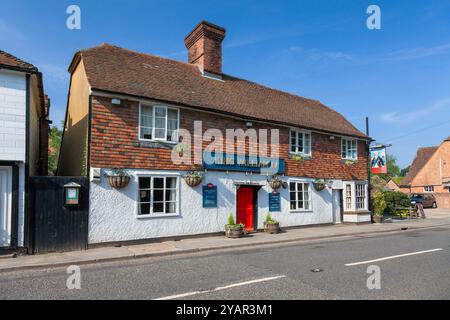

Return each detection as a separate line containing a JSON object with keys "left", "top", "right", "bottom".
{"left": 410, "top": 194, "right": 437, "bottom": 208}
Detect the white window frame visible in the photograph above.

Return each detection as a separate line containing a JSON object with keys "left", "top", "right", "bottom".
{"left": 136, "top": 175, "right": 180, "bottom": 218}
{"left": 423, "top": 186, "right": 434, "bottom": 193}
{"left": 343, "top": 181, "right": 368, "bottom": 212}
{"left": 138, "top": 103, "right": 180, "bottom": 143}
{"left": 289, "top": 128, "right": 312, "bottom": 157}
{"left": 341, "top": 138, "right": 358, "bottom": 160}
{"left": 289, "top": 180, "right": 312, "bottom": 212}
{"left": 355, "top": 183, "right": 367, "bottom": 210}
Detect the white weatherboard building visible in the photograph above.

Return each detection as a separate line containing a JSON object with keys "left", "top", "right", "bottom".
{"left": 0, "top": 50, "right": 49, "bottom": 251}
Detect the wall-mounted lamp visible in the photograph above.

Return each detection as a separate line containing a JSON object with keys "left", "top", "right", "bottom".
{"left": 326, "top": 180, "right": 334, "bottom": 189}
{"left": 329, "top": 136, "right": 335, "bottom": 140}
{"left": 246, "top": 122, "right": 253, "bottom": 128}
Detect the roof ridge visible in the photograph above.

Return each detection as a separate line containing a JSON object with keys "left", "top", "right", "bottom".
{"left": 86, "top": 43, "right": 346, "bottom": 112}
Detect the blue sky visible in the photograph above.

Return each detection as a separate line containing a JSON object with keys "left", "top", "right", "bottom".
{"left": 1, "top": 0, "right": 450, "bottom": 168}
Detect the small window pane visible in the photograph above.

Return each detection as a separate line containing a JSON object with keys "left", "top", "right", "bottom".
{"left": 139, "top": 203, "right": 150, "bottom": 215}
{"left": 139, "top": 177, "right": 151, "bottom": 189}
{"left": 155, "top": 129, "right": 165, "bottom": 139}
{"left": 153, "top": 178, "right": 164, "bottom": 189}
{"left": 166, "top": 202, "right": 176, "bottom": 214}
{"left": 153, "top": 202, "right": 164, "bottom": 213}
{"left": 166, "top": 177, "right": 177, "bottom": 189}
{"left": 154, "top": 190, "right": 164, "bottom": 202}
{"left": 139, "top": 190, "right": 150, "bottom": 203}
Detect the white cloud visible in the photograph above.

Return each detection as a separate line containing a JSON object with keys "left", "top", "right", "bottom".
{"left": 384, "top": 42, "right": 450, "bottom": 61}
{"left": 379, "top": 97, "right": 450, "bottom": 123}
{"left": 288, "top": 46, "right": 354, "bottom": 61}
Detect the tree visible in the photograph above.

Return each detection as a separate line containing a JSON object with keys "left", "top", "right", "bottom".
{"left": 48, "top": 125, "right": 62, "bottom": 175}
{"left": 400, "top": 165, "right": 410, "bottom": 177}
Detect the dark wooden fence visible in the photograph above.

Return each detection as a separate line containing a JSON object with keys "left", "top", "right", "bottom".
{"left": 29, "top": 177, "right": 89, "bottom": 253}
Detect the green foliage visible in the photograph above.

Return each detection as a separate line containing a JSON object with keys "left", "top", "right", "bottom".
{"left": 372, "top": 190, "right": 410, "bottom": 216}
{"left": 227, "top": 213, "right": 235, "bottom": 226}
{"left": 382, "top": 190, "right": 410, "bottom": 215}
{"left": 48, "top": 126, "right": 62, "bottom": 175}
{"left": 265, "top": 212, "right": 278, "bottom": 225}
{"left": 372, "top": 192, "right": 387, "bottom": 217}
{"left": 400, "top": 165, "right": 410, "bottom": 177}
{"left": 392, "top": 176, "right": 404, "bottom": 185}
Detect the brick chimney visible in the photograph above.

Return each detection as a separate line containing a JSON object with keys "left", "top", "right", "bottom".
{"left": 184, "top": 21, "right": 226, "bottom": 76}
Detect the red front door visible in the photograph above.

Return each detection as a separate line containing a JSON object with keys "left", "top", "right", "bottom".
{"left": 237, "top": 187, "right": 254, "bottom": 231}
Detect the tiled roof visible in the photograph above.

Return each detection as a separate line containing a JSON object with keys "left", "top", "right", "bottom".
{"left": 0, "top": 50, "right": 37, "bottom": 71}
{"left": 74, "top": 44, "right": 368, "bottom": 139}
{"left": 401, "top": 146, "right": 438, "bottom": 186}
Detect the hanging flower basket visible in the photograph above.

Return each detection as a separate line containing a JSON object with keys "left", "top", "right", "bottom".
{"left": 313, "top": 179, "right": 326, "bottom": 191}
{"left": 344, "top": 160, "right": 357, "bottom": 167}
{"left": 268, "top": 175, "right": 283, "bottom": 190}
{"left": 107, "top": 169, "right": 131, "bottom": 189}
{"left": 184, "top": 171, "right": 204, "bottom": 187}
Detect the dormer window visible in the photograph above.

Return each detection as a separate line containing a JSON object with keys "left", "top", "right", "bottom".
{"left": 290, "top": 129, "right": 311, "bottom": 156}
{"left": 139, "top": 104, "right": 179, "bottom": 142}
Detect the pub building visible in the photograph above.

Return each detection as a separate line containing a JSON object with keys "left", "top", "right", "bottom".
{"left": 58, "top": 21, "right": 371, "bottom": 245}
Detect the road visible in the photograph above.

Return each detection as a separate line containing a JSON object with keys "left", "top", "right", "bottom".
{"left": 0, "top": 226, "right": 449, "bottom": 300}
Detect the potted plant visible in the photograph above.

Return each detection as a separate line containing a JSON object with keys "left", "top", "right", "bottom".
{"left": 292, "top": 154, "right": 304, "bottom": 163}
{"left": 174, "top": 142, "right": 189, "bottom": 157}
{"left": 225, "top": 214, "right": 244, "bottom": 238}
{"left": 313, "top": 179, "right": 326, "bottom": 191}
{"left": 184, "top": 170, "right": 204, "bottom": 187}
{"left": 107, "top": 169, "right": 131, "bottom": 189}
{"left": 268, "top": 174, "right": 283, "bottom": 190}
{"left": 344, "top": 160, "right": 356, "bottom": 167}
{"left": 372, "top": 191, "right": 387, "bottom": 223}
{"left": 264, "top": 213, "right": 280, "bottom": 234}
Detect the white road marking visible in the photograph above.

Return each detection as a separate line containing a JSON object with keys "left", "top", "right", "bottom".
{"left": 154, "top": 275, "right": 286, "bottom": 300}
{"left": 345, "top": 248, "right": 444, "bottom": 266}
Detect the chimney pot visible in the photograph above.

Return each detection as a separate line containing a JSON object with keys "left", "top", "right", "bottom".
{"left": 184, "top": 21, "right": 226, "bottom": 76}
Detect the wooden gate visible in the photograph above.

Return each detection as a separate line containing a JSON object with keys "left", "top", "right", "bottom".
{"left": 30, "top": 177, "right": 89, "bottom": 253}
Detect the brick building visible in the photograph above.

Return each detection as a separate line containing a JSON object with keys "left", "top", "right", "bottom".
{"left": 401, "top": 137, "right": 450, "bottom": 208}
{"left": 58, "top": 21, "right": 371, "bottom": 244}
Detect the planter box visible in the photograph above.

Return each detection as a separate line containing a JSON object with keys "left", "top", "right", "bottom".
{"left": 264, "top": 222, "right": 280, "bottom": 234}
{"left": 225, "top": 225, "right": 244, "bottom": 238}
{"left": 373, "top": 216, "right": 383, "bottom": 224}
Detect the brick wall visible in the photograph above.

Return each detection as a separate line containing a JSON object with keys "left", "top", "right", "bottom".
{"left": 408, "top": 140, "right": 450, "bottom": 193}
{"left": 90, "top": 96, "right": 368, "bottom": 180}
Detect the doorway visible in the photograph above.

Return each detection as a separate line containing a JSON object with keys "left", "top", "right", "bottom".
{"left": 0, "top": 166, "right": 12, "bottom": 248}
{"left": 236, "top": 186, "right": 257, "bottom": 231}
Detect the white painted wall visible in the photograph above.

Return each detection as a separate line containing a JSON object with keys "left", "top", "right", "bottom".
{"left": 0, "top": 70, "right": 26, "bottom": 247}
{"left": 89, "top": 169, "right": 339, "bottom": 244}
{"left": 0, "top": 70, "right": 26, "bottom": 162}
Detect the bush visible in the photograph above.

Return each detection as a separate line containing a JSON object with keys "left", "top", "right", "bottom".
{"left": 372, "top": 190, "right": 410, "bottom": 216}
{"left": 382, "top": 191, "right": 410, "bottom": 215}
{"left": 372, "top": 192, "right": 387, "bottom": 217}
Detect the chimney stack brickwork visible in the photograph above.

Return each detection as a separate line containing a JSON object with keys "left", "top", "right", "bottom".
{"left": 185, "top": 21, "right": 226, "bottom": 75}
